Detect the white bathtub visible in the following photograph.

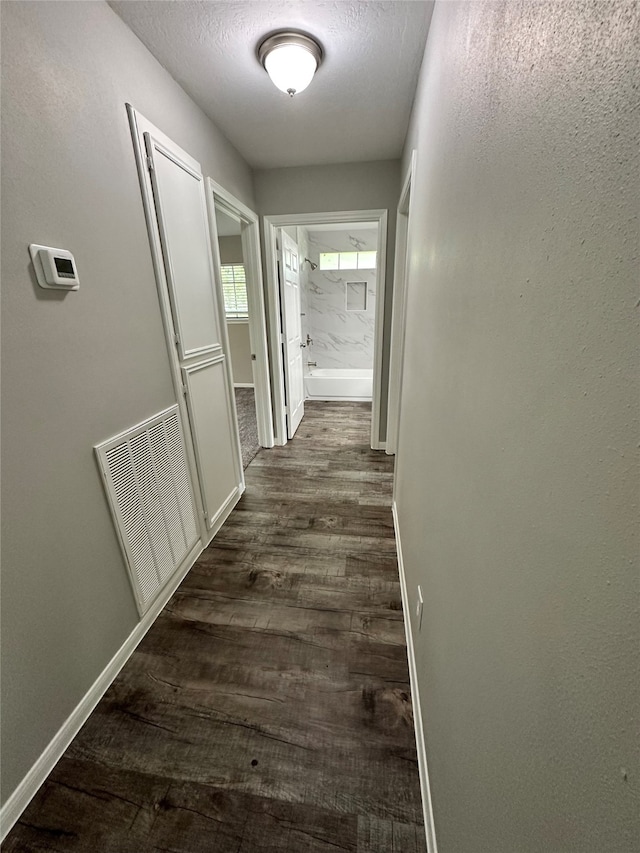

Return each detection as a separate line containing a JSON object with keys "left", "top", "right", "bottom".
{"left": 305, "top": 368, "right": 373, "bottom": 401}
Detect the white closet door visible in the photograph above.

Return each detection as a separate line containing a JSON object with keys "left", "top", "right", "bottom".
{"left": 144, "top": 131, "right": 241, "bottom": 530}
{"left": 182, "top": 357, "right": 239, "bottom": 529}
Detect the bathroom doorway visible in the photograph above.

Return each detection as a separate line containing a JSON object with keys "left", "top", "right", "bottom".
{"left": 263, "top": 210, "right": 387, "bottom": 449}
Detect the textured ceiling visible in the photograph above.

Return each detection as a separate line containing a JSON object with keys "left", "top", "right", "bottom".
{"left": 109, "top": 1, "right": 434, "bottom": 169}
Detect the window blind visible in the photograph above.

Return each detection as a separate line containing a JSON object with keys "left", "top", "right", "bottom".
{"left": 221, "top": 264, "right": 248, "bottom": 317}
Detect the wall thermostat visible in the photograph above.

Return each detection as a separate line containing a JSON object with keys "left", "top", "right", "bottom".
{"left": 29, "top": 244, "right": 79, "bottom": 290}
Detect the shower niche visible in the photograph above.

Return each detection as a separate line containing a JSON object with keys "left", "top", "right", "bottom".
{"left": 346, "top": 281, "right": 367, "bottom": 312}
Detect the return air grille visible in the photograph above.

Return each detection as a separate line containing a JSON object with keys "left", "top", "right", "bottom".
{"left": 95, "top": 406, "right": 199, "bottom": 614}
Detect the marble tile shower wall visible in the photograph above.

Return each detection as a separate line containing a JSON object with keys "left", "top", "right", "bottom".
{"left": 306, "top": 229, "right": 377, "bottom": 370}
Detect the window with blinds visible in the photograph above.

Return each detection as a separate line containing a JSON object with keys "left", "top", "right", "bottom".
{"left": 221, "top": 264, "right": 248, "bottom": 318}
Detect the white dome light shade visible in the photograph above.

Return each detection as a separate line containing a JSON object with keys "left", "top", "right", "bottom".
{"left": 258, "top": 32, "right": 323, "bottom": 97}
{"left": 264, "top": 45, "right": 317, "bottom": 96}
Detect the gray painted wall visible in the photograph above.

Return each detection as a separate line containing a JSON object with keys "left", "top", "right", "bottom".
{"left": 396, "top": 2, "right": 639, "bottom": 850}
{"left": 1, "top": 0, "right": 254, "bottom": 806}
{"left": 219, "top": 237, "right": 253, "bottom": 385}
{"left": 227, "top": 323, "right": 253, "bottom": 386}
{"left": 218, "top": 235, "right": 243, "bottom": 265}
{"left": 254, "top": 161, "right": 401, "bottom": 443}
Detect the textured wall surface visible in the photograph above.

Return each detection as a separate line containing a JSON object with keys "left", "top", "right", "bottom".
{"left": 218, "top": 236, "right": 244, "bottom": 265}
{"left": 1, "top": 0, "right": 253, "bottom": 806}
{"left": 227, "top": 323, "right": 253, "bottom": 385}
{"left": 306, "top": 229, "right": 378, "bottom": 371}
{"left": 397, "top": 2, "right": 639, "bottom": 850}
{"left": 218, "top": 238, "right": 253, "bottom": 385}
{"left": 255, "top": 160, "right": 401, "bottom": 441}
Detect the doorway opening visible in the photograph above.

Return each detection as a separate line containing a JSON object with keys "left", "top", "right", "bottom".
{"left": 207, "top": 179, "right": 274, "bottom": 469}
{"left": 213, "top": 206, "right": 259, "bottom": 468}
{"left": 263, "top": 210, "right": 388, "bottom": 449}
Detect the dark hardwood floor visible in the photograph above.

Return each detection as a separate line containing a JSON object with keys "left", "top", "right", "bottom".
{"left": 3, "top": 402, "right": 424, "bottom": 852}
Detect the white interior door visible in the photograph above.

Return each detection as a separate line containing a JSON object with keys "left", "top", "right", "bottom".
{"left": 278, "top": 230, "right": 305, "bottom": 438}
{"left": 144, "top": 131, "right": 242, "bottom": 530}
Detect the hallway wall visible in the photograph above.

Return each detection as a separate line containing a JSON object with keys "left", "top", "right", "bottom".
{"left": 396, "top": 2, "right": 639, "bottom": 851}
{"left": 254, "top": 160, "right": 401, "bottom": 443}
{"left": 1, "top": 0, "right": 254, "bottom": 809}
{"left": 219, "top": 236, "right": 253, "bottom": 385}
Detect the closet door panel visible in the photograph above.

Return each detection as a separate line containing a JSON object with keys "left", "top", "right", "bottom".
{"left": 146, "top": 134, "right": 222, "bottom": 359}
{"left": 182, "top": 356, "right": 239, "bottom": 529}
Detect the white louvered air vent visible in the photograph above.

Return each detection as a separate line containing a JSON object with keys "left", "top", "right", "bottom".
{"left": 95, "top": 406, "right": 200, "bottom": 615}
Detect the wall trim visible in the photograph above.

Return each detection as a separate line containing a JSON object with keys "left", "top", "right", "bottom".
{"left": 386, "top": 150, "right": 416, "bottom": 456}
{"left": 393, "top": 500, "right": 438, "bottom": 853}
{"left": 0, "top": 536, "right": 205, "bottom": 842}
{"left": 233, "top": 382, "right": 255, "bottom": 388}
{"left": 306, "top": 396, "right": 372, "bottom": 404}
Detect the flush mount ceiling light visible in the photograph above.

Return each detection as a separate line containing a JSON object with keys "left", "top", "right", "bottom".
{"left": 258, "top": 31, "right": 323, "bottom": 97}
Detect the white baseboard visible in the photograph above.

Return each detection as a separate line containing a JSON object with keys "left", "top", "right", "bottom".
{"left": 233, "top": 382, "right": 254, "bottom": 388}
{"left": 393, "top": 500, "right": 438, "bottom": 853}
{"left": 0, "top": 537, "right": 206, "bottom": 842}
{"left": 305, "top": 395, "right": 373, "bottom": 403}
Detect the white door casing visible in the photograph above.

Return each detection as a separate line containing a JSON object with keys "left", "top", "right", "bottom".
{"left": 128, "top": 107, "right": 243, "bottom": 539}
{"left": 278, "top": 230, "right": 305, "bottom": 438}
{"left": 387, "top": 151, "right": 416, "bottom": 457}
{"left": 263, "top": 211, "right": 388, "bottom": 449}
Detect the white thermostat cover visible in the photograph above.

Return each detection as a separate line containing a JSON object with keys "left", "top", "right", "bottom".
{"left": 29, "top": 244, "right": 79, "bottom": 290}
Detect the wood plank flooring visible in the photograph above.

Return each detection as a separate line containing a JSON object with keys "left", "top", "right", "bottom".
{"left": 3, "top": 402, "right": 424, "bottom": 853}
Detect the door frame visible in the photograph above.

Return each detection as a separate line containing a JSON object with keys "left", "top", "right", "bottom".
{"left": 126, "top": 104, "right": 244, "bottom": 544}
{"left": 262, "top": 209, "right": 388, "bottom": 449}
{"left": 206, "top": 178, "right": 274, "bottom": 448}
{"left": 386, "top": 151, "right": 416, "bottom": 456}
